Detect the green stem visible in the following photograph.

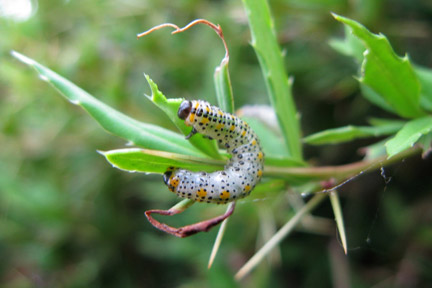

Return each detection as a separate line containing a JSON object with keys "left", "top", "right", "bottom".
{"left": 263, "top": 146, "right": 422, "bottom": 181}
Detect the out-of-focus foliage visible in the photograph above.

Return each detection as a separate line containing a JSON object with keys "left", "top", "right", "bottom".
{"left": 2, "top": 0, "right": 432, "bottom": 287}
{"left": 306, "top": 13, "right": 432, "bottom": 159}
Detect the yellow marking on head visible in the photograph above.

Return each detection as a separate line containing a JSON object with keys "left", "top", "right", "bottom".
{"left": 201, "top": 117, "right": 210, "bottom": 125}
{"left": 241, "top": 130, "right": 247, "bottom": 137}
{"left": 230, "top": 125, "right": 235, "bottom": 131}
{"left": 219, "top": 190, "right": 230, "bottom": 200}
{"left": 216, "top": 123, "right": 224, "bottom": 130}
{"left": 258, "top": 152, "right": 263, "bottom": 160}
{"left": 197, "top": 188, "right": 207, "bottom": 198}
{"left": 244, "top": 185, "right": 251, "bottom": 192}
{"left": 168, "top": 176, "right": 179, "bottom": 192}
{"left": 169, "top": 177, "right": 180, "bottom": 188}
{"left": 257, "top": 170, "right": 263, "bottom": 177}
{"left": 252, "top": 139, "right": 257, "bottom": 145}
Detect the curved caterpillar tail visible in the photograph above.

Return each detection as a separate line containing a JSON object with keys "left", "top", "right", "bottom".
{"left": 164, "top": 100, "right": 264, "bottom": 204}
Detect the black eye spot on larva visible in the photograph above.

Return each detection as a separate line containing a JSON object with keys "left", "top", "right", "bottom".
{"left": 163, "top": 170, "right": 172, "bottom": 185}
{"left": 178, "top": 100, "right": 192, "bottom": 120}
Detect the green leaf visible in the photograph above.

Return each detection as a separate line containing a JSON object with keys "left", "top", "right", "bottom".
{"left": 329, "top": 25, "right": 365, "bottom": 63}
{"left": 11, "top": 51, "right": 205, "bottom": 157}
{"left": 100, "top": 148, "right": 225, "bottom": 174}
{"left": 362, "top": 139, "right": 388, "bottom": 160}
{"left": 360, "top": 83, "right": 397, "bottom": 114}
{"left": 241, "top": 116, "right": 290, "bottom": 158}
{"left": 385, "top": 116, "right": 432, "bottom": 158}
{"left": 242, "top": 0, "right": 303, "bottom": 161}
{"left": 333, "top": 14, "right": 424, "bottom": 118}
{"left": 418, "top": 132, "right": 432, "bottom": 156}
{"left": 368, "top": 118, "right": 406, "bottom": 127}
{"left": 329, "top": 191, "right": 347, "bottom": 255}
{"left": 414, "top": 65, "right": 432, "bottom": 113}
{"left": 103, "top": 148, "right": 307, "bottom": 181}
{"left": 303, "top": 120, "right": 403, "bottom": 145}
{"left": 214, "top": 58, "right": 235, "bottom": 114}
{"left": 144, "top": 74, "right": 221, "bottom": 159}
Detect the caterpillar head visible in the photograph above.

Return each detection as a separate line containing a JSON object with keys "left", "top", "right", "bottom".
{"left": 163, "top": 167, "right": 179, "bottom": 192}
{"left": 178, "top": 100, "right": 192, "bottom": 121}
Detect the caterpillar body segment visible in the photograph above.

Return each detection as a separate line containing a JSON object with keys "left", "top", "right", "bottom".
{"left": 164, "top": 100, "right": 264, "bottom": 204}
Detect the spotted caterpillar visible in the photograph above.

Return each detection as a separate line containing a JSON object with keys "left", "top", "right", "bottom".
{"left": 163, "top": 100, "right": 264, "bottom": 204}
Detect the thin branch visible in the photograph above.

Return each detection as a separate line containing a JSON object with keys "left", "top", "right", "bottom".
{"left": 235, "top": 193, "right": 327, "bottom": 280}
{"left": 208, "top": 202, "right": 235, "bottom": 269}
{"left": 264, "top": 146, "right": 422, "bottom": 181}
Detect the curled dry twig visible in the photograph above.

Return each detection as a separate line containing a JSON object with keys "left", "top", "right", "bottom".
{"left": 138, "top": 19, "right": 233, "bottom": 238}
{"left": 145, "top": 202, "right": 236, "bottom": 238}
{"left": 137, "top": 19, "right": 229, "bottom": 64}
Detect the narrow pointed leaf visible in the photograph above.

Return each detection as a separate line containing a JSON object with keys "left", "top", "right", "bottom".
{"left": 385, "top": 116, "right": 432, "bottom": 158}
{"left": 329, "top": 25, "right": 365, "bottom": 62}
{"left": 418, "top": 133, "right": 432, "bottom": 157}
{"left": 329, "top": 191, "right": 347, "bottom": 254}
{"left": 12, "top": 51, "right": 205, "bottom": 157}
{"left": 145, "top": 74, "right": 221, "bottom": 158}
{"left": 304, "top": 121, "right": 403, "bottom": 145}
{"left": 242, "top": 0, "right": 303, "bottom": 160}
{"left": 100, "top": 148, "right": 224, "bottom": 174}
{"left": 241, "top": 116, "right": 290, "bottom": 158}
{"left": 214, "top": 58, "right": 235, "bottom": 114}
{"left": 414, "top": 65, "right": 432, "bottom": 113}
{"left": 208, "top": 202, "right": 234, "bottom": 269}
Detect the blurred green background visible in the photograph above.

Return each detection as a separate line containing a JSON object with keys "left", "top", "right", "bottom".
{"left": 1, "top": 0, "right": 432, "bottom": 287}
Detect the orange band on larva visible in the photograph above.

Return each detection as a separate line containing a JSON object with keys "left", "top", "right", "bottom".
{"left": 163, "top": 100, "right": 264, "bottom": 204}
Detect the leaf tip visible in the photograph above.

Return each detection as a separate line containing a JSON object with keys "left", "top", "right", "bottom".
{"left": 384, "top": 142, "right": 396, "bottom": 159}
{"left": 11, "top": 50, "right": 34, "bottom": 66}
{"left": 38, "top": 74, "right": 50, "bottom": 83}
{"left": 144, "top": 93, "right": 152, "bottom": 101}
{"left": 288, "top": 76, "right": 294, "bottom": 86}
{"left": 330, "top": 12, "right": 339, "bottom": 19}
{"left": 96, "top": 149, "right": 107, "bottom": 156}
{"left": 330, "top": 12, "right": 343, "bottom": 22}
{"left": 69, "top": 99, "right": 81, "bottom": 105}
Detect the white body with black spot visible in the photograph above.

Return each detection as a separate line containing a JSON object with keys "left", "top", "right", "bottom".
{"left": 164, "top": 100, "right": 264, "bottom": 204}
